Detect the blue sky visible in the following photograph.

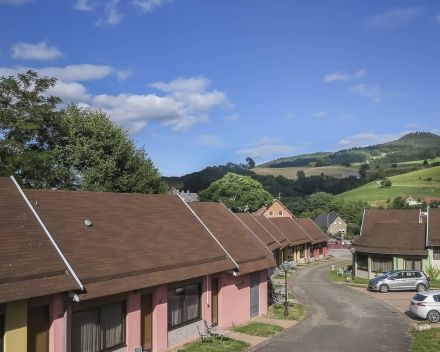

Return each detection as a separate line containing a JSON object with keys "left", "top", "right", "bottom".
{"left": 1, "top": 0, "right": 440, "bottom": 176}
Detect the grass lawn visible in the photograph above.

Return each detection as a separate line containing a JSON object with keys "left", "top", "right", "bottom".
{"left": 253, "top": 165, "right": 360, "bottom": 180}
{"left": 177, "top": 337, "right": 250, "bottom": 352}
{"left": 429, "top": 280, "right": 440, "bottom": 289}
{"left": 268, "top": 303, "right": 305, "bottom": 321}
{"left": 335, "top": 166, "right": 440, "bottom": 206}
{"left": 232, "top": 322, "right": 283, "bottom": 337}
{"left": 327, "top": 267, "right": 369, "bottom": 286}
{"left": 410, "top": 328, "right": 440, "bottom": 352}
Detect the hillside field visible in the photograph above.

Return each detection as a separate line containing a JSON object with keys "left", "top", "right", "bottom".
{"left": 253, "top": 165, "right": 360, "bottom": 179}
{"left": 335, "top": 166, "right": 440, "bottom": 207}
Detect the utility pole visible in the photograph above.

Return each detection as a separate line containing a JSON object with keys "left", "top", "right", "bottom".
{"left": 278, "top": 193, "right": 282, "bottom": 201}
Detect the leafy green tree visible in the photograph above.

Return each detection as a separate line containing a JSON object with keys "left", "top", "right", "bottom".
{"left": 307, "top": 162, "right": 315, "bottom": 167}
{"left": 342, "top": 160, "right": 351, "bottom": 167}
{"left": 306, "top": 192, "right": 334, "bottom": 212}
{"left": 296, "top": 170, "right": 306, "bottom": 180}
{"left": 381, "top": 178, "right": 392, "bottom": 187}
{"left": 315, "top": 155, "right": 330, "bottom": 167}
{"left": 391, "top": 196, "right": 406, "bottom": 209}
{"left": 423, "top": 159, "right": 429, "bottom": 167}
{"left": 431, "top": 152, "right": 436, "bottom": 160}
{"left": 199, "top": 173, "right": 273, "bottom": 212}
{"left": 0, "top": 71, "right": 167, "bottom": 194}
{"left": 245, "top": 157, "right": 256, "bottom": 169}
{"left": 359, "top": 163, "right": 370, "bottom": 178}
{"left": 377, "top": 167, "right": 386, "bottom": 179}
{"left": 282, "top": 196, "right": 307, "bottom": 215}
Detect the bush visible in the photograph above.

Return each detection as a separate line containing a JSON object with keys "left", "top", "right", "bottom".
{"left": 427, "top": 177, "right": 433, "bottom": 181}
{"left": 391, "top": 163, "right": 397, "bottom": 168}
{"left": 425, "top": 265, "right": 440, "bottom": 281}
{"left": 386, "top": 197, "right": 391, "bottom": 203}
{"left": 381, "top": 178, "right": 392, "bottom": 187}
{"left": 432, "top": 161, "right": 440, "bottom": 167}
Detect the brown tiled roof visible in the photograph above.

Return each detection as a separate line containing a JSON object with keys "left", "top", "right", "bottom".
{"left": 188, "top": 203, "right": 276, "bottom": 273}
{"left": 269, "top": 217, "right": 311, "bottom": 246}
{"left": 425, "top": 198, "right": 440, "bottom": 204}
{"left": 0, "top": 178, "right": 80, "bottom": 303}
{"left": 428, "top": 208, "right": 440, "bottom": 246}
{"left": 294, "top": 218, "right": 328, "bottom": 244}
{"left": 235, "top": 213, "right": 280, "bottom": 251}
{"left": 353, "top": 209, "right": 427, "bottom": 256}
{"left": 23, "top": 189, "right": 237, "bottom": 299}
{"left": 252, "top": 215, "right": 291, "bottom": 249}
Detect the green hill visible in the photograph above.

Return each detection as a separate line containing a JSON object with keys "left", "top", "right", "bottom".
{"left": 335, "top": 166, "right": 440, "bottom": 206}
{"left": 260, "top": 132, "right": 440, "bottom": 168}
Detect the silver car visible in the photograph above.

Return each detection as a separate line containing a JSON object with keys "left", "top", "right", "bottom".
{"left": 368, "top": 270, "right": 430, "bottom": 293}
{"left": 410, "top": 291, "right": 440, "bottom": 323}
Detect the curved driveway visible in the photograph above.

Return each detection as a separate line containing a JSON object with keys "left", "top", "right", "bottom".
{"left": 255, "top": 255, "right": 411, "bottom": 352}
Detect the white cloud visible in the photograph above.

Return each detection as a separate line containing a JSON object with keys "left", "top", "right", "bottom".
{"left": 224, "top": 114, "right": 238, "bottom": 121}
{"left": 349, "top": 84, "right": 382, "bottom": 103}
{"left": 47, "top": 80, "right": 92, "bottom": 102}
{"left": 188, "top": 135, "right": 225, "bottom": 147}
{"left": 337, "top": 131, "right": 412, "bottom": 148}
{"left": 403, "top": 123, "right": 418, "bottom": 129}
{"left": 238, "top": 145, "right": 299, "bottom": 159}
{"left": 0, "top": 0, "right": 32, "bottom": 4}
{"left": 75, "top": 0, "right": 95, "bottom": 11}
{"left": 323, "top": 70, "right": 366, "bottom": 83}
{"left": 105, "top": 0, "right": 124, "bottom": 25}
{"left": 0, "top": 64, "right": 114, "bottom": 81}
{"left": 285, "top": 113, "right": 294, "bottom": 118}
{"left": 12, "top": 42, "right": 63, "bottom": 61}
{"left": 152, "top": 76, "right": 210, "bottom": 93}
{"left": 364, "top": 7, "right": 425, "bottom": 29}
{"left": 117, "top": 69, "right": 134, "bottom": 81}
{"left": 133, "top": 0, "right": 171, "bottom": 13}
{"left": 314, "top": 111, "right": 329, "bottom": 117}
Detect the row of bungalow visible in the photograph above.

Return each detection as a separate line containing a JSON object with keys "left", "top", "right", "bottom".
{"left": 352, "top": 208, "right": 440, "bottom": 279}
{"left": 0, "top": 178, "right": 328, "bottom": 352}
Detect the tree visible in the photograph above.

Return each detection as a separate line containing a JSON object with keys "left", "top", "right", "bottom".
{"left": 359, "top": 163, "right": 370, "bottom": 178}
{"left": 342, "top": 160, "right": 351, "bottom": 167}
{"left": 315, "top": 155, "right": 330, "bottom": 167}
{"left": 198, "top": 173, "right": 273, "bottom": 212}
{"left": 296, "top": 170, "right": 306, "bottom": 180}
{"left": 245, "top": 157, "right": 255, "bottom": 169}
{"left": 377, "top": 167, "right": 386, "bottom": 179}
{"left": 391, "top": 196, "right": 405, "bottom": 209}
{"left": 306, "top": 192, "right": 334, "bottom": 212}
{"left": 0, "top": 71, "right": 168, "bottom": 194}
{"left": 381, "top": 178, "right": 392, "bottom": 187}
{"left": 423, "top": 159, "right": 429, "bottom": 167}
{"left": 55, "top": 104, "right": 168, "bottom": 193}
{"left": 431, "top": 152, "right": 436, "bottom": 160}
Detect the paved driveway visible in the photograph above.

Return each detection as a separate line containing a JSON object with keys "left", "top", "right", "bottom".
{"left": 255, "top": 259, "right": 412, "bottom": 352}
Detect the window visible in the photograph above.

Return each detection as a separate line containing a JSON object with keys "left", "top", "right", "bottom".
{"left": 357, "top": 254, "right": 368, "bottom": 270}
{"left": 406, "top": 272, "right": 421, "bottom": 278}
{"left": 168, "top": 284, "right": 201, "bottom": 329}
{"left": 434, "top": 250, "right": 440, "bottom": 260}
{"left": 372, "top": 257, "right": 393, "bottom": 273}
{"left": 434, "top": 295, "right": 440, "bottom": 303}
{"left": 268, "top": 211, "right": 274, "bottom": 216}
{"left": 278, "top": 211, "right": 283, "bottom": 216}
{"left": 405, "top": 259, "right": 422, "bottom": 271}
{"left": 72, "top": 301, "right": 125, "bottom": 352}
{"left": 319, "top": 244, "right": 323, "bottom": 255}
{"left": 299, "top": 245, "right": 305, "bottom": 258}
{"left": 339, "top": 222, "right": 341, "bottom": 225}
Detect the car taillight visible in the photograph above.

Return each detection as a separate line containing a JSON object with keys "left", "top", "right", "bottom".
{"left": 416, "top": 302, "right": 426, "bottom": 306}
{"left": 427, "top": 277, "right": 431, "bottom": 281}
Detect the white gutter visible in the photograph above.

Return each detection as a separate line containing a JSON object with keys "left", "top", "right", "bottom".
{"left": 223, "top": 206, "right": 271, "bottom": 251}
{"left": 426, "top": 206, "right": 430, "bottom": 248}
{"left": 249, "top": 213, "right": 281, "bottom": 247}
{"left": 178, "top": 195, "right": 239, "bottom": 269}
{"left": 359, "top": 209, "right": 366, "bottom": 236}
{"left": 10, "top": 176, "right": 84, "bottom": 291}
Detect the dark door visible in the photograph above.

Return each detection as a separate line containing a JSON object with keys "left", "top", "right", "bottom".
{"left": 141, "top": 294, "right": 153, "bottom": 352}
{"left": 211, "top": 278, "right": 218, "bottom": 325}
{"left": 250, "top": 273, "right": 259, "bottom": 319}
{"left": 27, "top": 305, "right": 49, "bottom": 352}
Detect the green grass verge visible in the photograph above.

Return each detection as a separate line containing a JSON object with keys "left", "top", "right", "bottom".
{"left": 232, "top": 322, "right": 283, "bottom": 337}
{"left": 177, "top": 337, "right": 250, "bottom": 352}
{"left": 410, "top": 328, "right": 440, "bottom": 352}
{"left": 327, "top": 267, "right": 369, "bottom": 286}
{"left": 429, "top": 281, "right": 440, "bottom": 289}
{"left": 268, "top": 303, "right": 305, "bottom": 321}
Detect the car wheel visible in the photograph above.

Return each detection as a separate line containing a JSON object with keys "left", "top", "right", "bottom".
{"left": 417, "top": 284, "right": 427, "bottom": 292}
{"left": 379, "top": 284, "right": 389, "bottom": 293}
{"left": 427, "top": 310, "right": 440, "bottom": 323}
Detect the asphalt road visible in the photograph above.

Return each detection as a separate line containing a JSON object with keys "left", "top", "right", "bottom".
{"left": 256, "top": 255, "right": 412, "bottom": 352}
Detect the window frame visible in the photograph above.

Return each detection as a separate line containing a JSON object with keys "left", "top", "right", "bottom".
{"left": 372, "top": 256, "right": 393, "bottom": 273}
{"left": 278, "top": 211, "right": 283, "bottom": 216}
{"left": 434, "top": 250, "right": 440, "bottom": 260}
{"left": 357, "top": 254, "right": 368, "bottom": 270}
{"left": 167, "top": 283, "right": 202, "bottom": 331}
{"left": 72, "top": 300, "right": 126, "bottom": 352}
{"left": 268, "top": 211, "right": 274, "bottom": 216}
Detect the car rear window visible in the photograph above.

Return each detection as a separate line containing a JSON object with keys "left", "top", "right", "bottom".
{"left": 413, "top": 294, "right": 427, "bottom": 301}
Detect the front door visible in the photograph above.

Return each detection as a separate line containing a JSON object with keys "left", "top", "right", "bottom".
{"left": 27, "top": 305, "right": 48, "bottom": 352}
{"left": 211, "top": 278, "right": 218, "bottom": 325}
{"left": 141, "top": 294, "right": 153, "bottom": 351}
{"left": 250, "top": 273, "right": 259, "bottom": 319}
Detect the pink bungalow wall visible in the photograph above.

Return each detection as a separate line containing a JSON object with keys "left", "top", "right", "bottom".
{"left": 217, "top": 269, "right": 267, "bottom": 328}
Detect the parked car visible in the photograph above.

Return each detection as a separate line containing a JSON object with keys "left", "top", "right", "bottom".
{"left": 410, "top": 291, "right": 440, "bottom": 323}
{"left": 368, "top": 270, "right": 430, "bottom": 293}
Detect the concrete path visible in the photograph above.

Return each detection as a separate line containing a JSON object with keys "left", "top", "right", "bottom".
{"left": 253, "top": 258, "right": 412, "bottom": 352}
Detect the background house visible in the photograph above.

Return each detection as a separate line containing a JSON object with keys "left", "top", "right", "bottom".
{"left": 253, "top": 199, "right": 295, "bottom": 218}
{"left": 170, "top": 186, "right": 199, "bottom": 202}
{"left": 314, "top": 214, "right": 347, "bottom": 237}
{"left": 405, "top": 195, "right": 421, "bottom": 206}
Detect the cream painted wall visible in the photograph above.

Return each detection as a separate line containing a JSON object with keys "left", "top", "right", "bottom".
{"left": 4, "top": 299, "right": 27, "bottom": 352}
{"left": 264, "top": 202, "right": 291, "bottom": 218}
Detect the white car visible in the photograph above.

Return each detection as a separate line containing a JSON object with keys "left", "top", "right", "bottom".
{"left": 410, "top": 291, "right": 440, "bottom": 323}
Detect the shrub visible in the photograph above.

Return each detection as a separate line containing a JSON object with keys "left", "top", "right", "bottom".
{"left": 426, "top": 177, "right": 433, "bottom": 181}
{"left": 391, "top": 163, "right": 397, "bottom": 168}
{"left": 432, "top": 161, "right": 440, "bottom": 167}
{"left": 424, "top": 265, "right": 440, "bottom": 281}
{"left": 386, "top": 197, "right": 391, "bottom": 203}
